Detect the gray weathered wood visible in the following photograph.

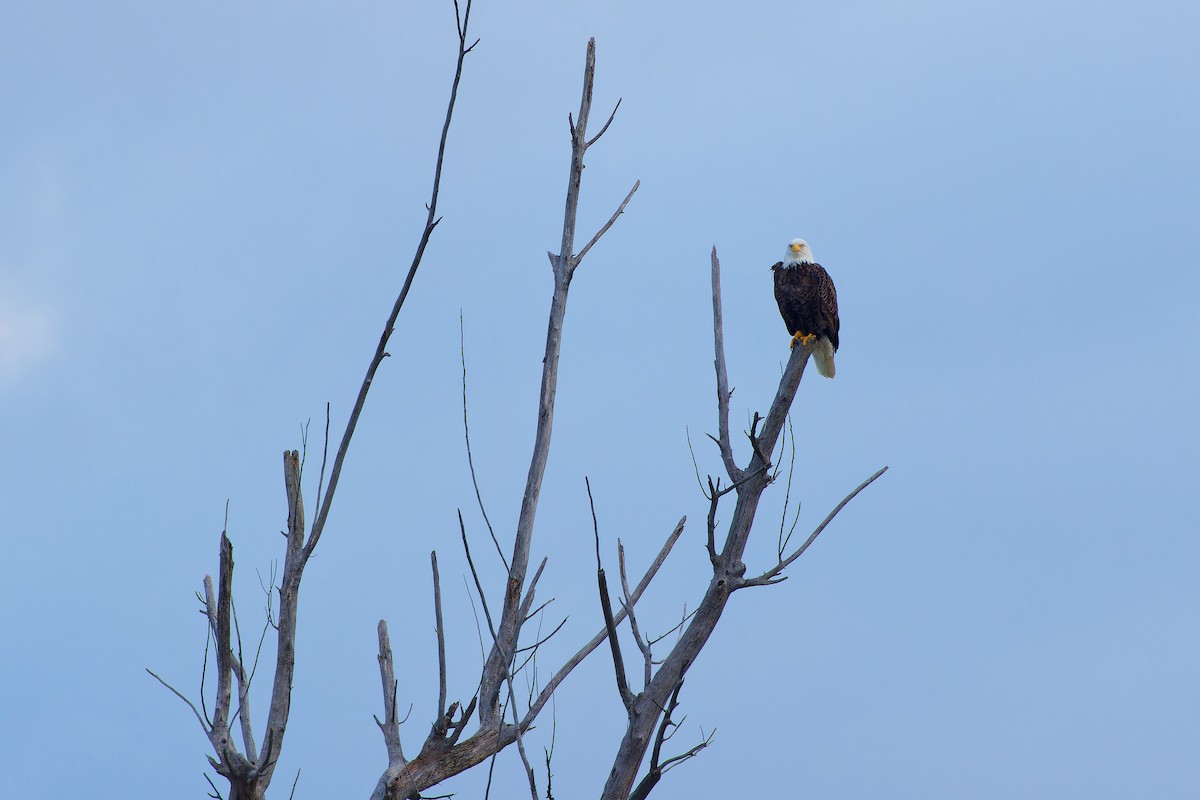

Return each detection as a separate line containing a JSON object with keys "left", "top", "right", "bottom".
{"left": 599, "top": 249, "right": 886, "bottom": 799}
{"left": 478, "top": 35, "right": 639, "bottom": 726}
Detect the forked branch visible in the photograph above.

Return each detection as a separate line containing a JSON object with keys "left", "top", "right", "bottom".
{"left": 479, "top": 35, "right": 639, "bottom": 727}
{"left": 374, "top": 620, "right": 406, "bottom": 766}
{"left": 598, "top": 247, "right": 884, "bottom": 800}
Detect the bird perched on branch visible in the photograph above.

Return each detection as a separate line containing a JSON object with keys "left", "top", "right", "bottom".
{"left": 771, "top": 238, "right": 839, "bottom": 378}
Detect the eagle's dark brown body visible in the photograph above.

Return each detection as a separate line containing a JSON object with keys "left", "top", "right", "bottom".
{"left": 771, "top": 260, "right": 840, "bottom": 350}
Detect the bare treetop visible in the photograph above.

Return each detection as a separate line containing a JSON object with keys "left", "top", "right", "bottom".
{"left": 149, "top": 14, "right": 885, "bottom": 800}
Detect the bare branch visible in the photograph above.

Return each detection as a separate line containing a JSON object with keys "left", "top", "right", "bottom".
{"left": 452, "top": 0, "right": 465, "bottom": 42}
{"left": 244, "top": 451, "right": 305, "bottom": 784}
{"left": 684, "top": 428, "right": 708, "bottom": 497}
{"left": 244, "top": 577, "right": 274, "bottom": 713}
{"left": 448, "top": 695, "right": 478, "bottom": 747}
{"left": 601, "top": 323, "right": 814, "bottom": 800}
{"left": 589, "top": 479, "right": 636, "bottom": 716}
{"left": 658, "top": 729, "right": 714, "bottom": 775}
{"left": 715, "top": 463, "right": 770, "bottom": 499}
{"left": 433, "top": 552, "right": 449, "bottom": 727}
{"left": 705, "top": 478, "right": 719, "bottom": 563}
{"left": 200, "top": 618, "right": 212, "bottom": 727}
{"left": 201, "top": 571, "right": 257, "bottom": 745}
{"left": 523, "top": 597, "right": 556, "bottom": 624}
{"left": 573, "top": 179, "right": 640, "bottom": 269}
{"left": 375, "top": 620, "right": 406, "bottom": 765}
{"left": 514, "top": 616, "right": 569, "bottom": 656}
{"left": 204, "top": 773, "right": 224, "bottom": 800}
{"left": 211, "top": 533, "right": 234, "bottom": 739}
{"left": 525, "top": 516, "right": 685, "bottom": 726}
{"left": 304, "top": 0, "right": 478, "bottom": 560}
{"left": 710, "top": 247, "right": 742, "bottom": 482}
{"left": 504, "top": 679, "right": 539, "bottom": 800}
{"left": 228, "top": 595, "right": 258, "bottom": 763}
{"left": 480, "top": 36, "right": 637, "bottom": 725}
{"left": 646, "top": 606, "right": 699, "bottom": 648}
{"left": 460, "top": 510, "right": 498, "bottom": 642}
{"left": 147, "top": 668, "right": 210, "bottom": 735}
{"left": 777, "top": 416, "right": 800, "bottom": 559}
{"left": 584, "top": 97, "right": 622, "bottom": 148}
{"left": 746, "top": 412, "right": 772, "bottom": 474}
{"left": 628, "top": 677, "right": 711, "bottom": 800}
{"left": 544, "top": 707, "right": 557, "bottom": 800}
{"left": 618, "top": 540, "right": 653, "bottom": 690}
{"left": 518, "top": 557, "right": 549, "bottom": 627}
{"left": 742, "top": 466, "right": 890, "bottom": 588}
{"left": 461, "top": 313, "right": 508, "bottom": 570}
{"left": 314, "top": 402, "right": 330, "bottom": 527}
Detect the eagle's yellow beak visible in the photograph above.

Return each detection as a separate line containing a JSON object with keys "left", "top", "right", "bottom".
{"left": 790, "top": 243, "right": 801, "bottom": 253}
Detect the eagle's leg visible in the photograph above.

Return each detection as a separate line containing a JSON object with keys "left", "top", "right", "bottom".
{"left": 790, "top": 331, "right": 816, "bottom": 350}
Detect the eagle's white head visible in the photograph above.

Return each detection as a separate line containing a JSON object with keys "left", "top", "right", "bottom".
{"left": 783, "top": 238, "right": 815, "bottom": 267}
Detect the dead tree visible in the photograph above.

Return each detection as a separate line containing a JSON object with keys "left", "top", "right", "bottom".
{"left": 596, "top": 249, "right": 887, "bottom": 799}
{"left": 149, "top": 7, "right": 885, "bottom": 799}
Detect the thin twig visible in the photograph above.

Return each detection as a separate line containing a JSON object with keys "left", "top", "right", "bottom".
{"left": 743, "top": 466, "right": 889, "bottom": 587}
{"left": 777, "top": 415, "right": 800, "bottom": 558}
{"left": 315, "top": 402, "right": 330, "bottom": 528}
{"left": 147, "top": 668, "right": 210, "bottom": 734}
{"left": 518, "top": 558, "right": 549, "bottom": 632}
{"left": 200, "top": 617, "right": 212, "bottom": 727}
{"left": 460, "top": 510, "right": 497, "bottom": 642}
{"left": 684, "top": 428, "right": 708, "bottom": 496}
{"left": 544, "top": 705, "right": 557, "bottom": 800}
{"left": 524, "top": 516, "right": 685, "bottom": 727}
{"left": 513, "top": 615, "right": 567, "bottom": 659}
{"left": 628, "top": 677, "right": 711, "bottom": 800}
{"left": 245, "top": 574, "right": 274, "bottom": 709}
{"left": 505, "top": 677, "right": 539, "bottom": 800}
{"left": 573, "top": 179, "right": 640, "bottom": 269}
{"left": 645, "top": 607, "right": 699, "bottom": 648}
{"left": 585, "top": 97, "right": 622, "bottom": 148}
{"left": 460, "top": 313, "right": 508, "bottom": 570}
{"left": 204, "top": 773, "right": 225, "bottom": 800}
{"left": 523, "top": 597, "right": 556, "bottom": 623}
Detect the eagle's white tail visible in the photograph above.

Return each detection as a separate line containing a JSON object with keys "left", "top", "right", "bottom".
{"left": 812, "top": 337, "right": 836, "bottom": 378}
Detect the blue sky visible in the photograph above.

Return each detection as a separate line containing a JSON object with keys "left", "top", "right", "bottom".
{"left": 3, "top": 1, "right": 1198, "bottom": 797}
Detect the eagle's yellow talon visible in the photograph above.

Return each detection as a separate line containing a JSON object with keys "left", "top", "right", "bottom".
{"left": 790, "top": 331, "right": 815, "bottom": 349}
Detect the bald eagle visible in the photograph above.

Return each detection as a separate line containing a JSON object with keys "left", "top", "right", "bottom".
{"left": 771, "top": 238, "right": 839, "bottom": 378}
